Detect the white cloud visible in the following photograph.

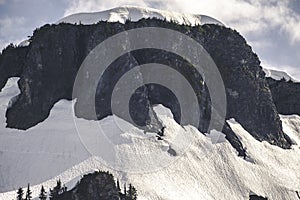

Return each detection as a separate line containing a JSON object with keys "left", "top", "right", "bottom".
{"left": 248, "top": 40, "right": 274, "bottom": 50}
{"left": 159, "top": 0, "right": 300, "bottom": 43}
{"left": 0, "top": 17, "right": 27, "bottom": 50}
{"left": 64, "top": 0, "right": 149, "bottom": 16}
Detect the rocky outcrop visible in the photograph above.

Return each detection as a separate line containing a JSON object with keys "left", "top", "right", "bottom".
{"left": 57, "top": 171, "right": 120, "bottom": 200}
{"left": 0, "top": 44, "right": 27, "bottom": 90}
{"left": 249, "top": 194, "right": 268, "bottom": 200}
{"left": 0, "top": 18, "right": 291, "bottom": 153}
{"left": 267, "top": 77, "right": 300, "bottom": 115}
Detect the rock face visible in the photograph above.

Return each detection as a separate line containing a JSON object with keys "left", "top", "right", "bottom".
{"left": 0, "top": 44, "right": 27, "bottom": 90}
{"left": 0, "top": 18, "right": 292, "bottom": 154}
{"left": 267, "top": 77, "right": 300, "bottom": 115}
{"left": 249, "top": 194, "right": 268, "bottom": 200}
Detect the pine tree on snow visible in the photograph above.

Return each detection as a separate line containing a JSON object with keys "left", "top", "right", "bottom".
{"left": 124, "top": 183, "right": 127, "bottom": 196}
{"left": 25, "top": 184, "right": 32, "bottom": 200}
{"left": 117, "top": 179, "right": 121, "bottom": 192}
{"left": 49, "top": 179, "right": 62, "bottom": 200}
{"left": 39, "top": 185, "right": 47, "bottom": 200}
{"left": 127, "top": 184, "right": 137, "bottom": 200}
{"left": 16, "top": 187, "right": 24, "bottom": 200}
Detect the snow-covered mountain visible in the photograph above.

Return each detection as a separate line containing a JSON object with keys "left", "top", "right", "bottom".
{"left": 0, "top": 78, "right": 299, "bottom": 199}
{"left": 57, "top": 5, "right": 224, "bottom": 26}
{"left": 0, "top": 6, "right": 300, "bottom": 200}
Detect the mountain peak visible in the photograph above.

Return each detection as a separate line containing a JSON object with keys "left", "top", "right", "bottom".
{"left": 57, "top": 6, "right": 224, "bottom": 26}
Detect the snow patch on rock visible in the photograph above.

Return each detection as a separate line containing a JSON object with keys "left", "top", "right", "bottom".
{"left": 263, "top": 68, "right": 298, "bottom": 82}
{"left": 18, "top": 39, "right": 30, "bottom": 47}
{"left": 57, "top": 6, "right": 224, "bottom": 26}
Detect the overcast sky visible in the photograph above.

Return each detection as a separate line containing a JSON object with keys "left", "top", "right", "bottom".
{"left": 0, "top": 0, "right": 299, "bottom": 79}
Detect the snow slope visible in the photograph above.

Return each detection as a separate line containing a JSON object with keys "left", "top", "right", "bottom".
{"left": 281, "top": 114, "right": 300, "bottom": 145}
{"left": 263, "top": 68, "right": 298, "bottom": 82}
{"left": 57, "top": 6, "right": 224, "bottom": 26}
{"left": 0, "top": 78, "right": 300, "bottom": 200}
{"left": 0, "top": 78, "right": 90, "bottom": 194}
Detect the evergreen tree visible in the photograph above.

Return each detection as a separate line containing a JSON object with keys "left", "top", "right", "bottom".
{"left": 16, "top": 187, "right": 24, "bottom": 200}
{"left": 127, "top": 184, "right": 137, "bottom": 200}
{"left": 49, "top": 179, "right": 62, "bottom": 200}
{"left": 25, "top": 184, "right": 32, "bottom": 200}
{"left": 117, "top": 179, "right": 121, "bottom": 192}
{"left": 39, "top": 185, "right": 47, "bottom": 200}
{"left": 124, "top": 183, "right": 127, "bottom": 196}
{"left": 62, "top": 184, "right": 67, "bottom": 193}
{"left": 57, "top": 179, "right": 62, "bottom": 189}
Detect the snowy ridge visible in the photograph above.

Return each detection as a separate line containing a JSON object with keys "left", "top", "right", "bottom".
{"left": 57, "top": 6, "right": 224, "bottom": 26}
{"left": 263, "top": 68, "right": 298, "bottom": 82}
{"left": 18, "top": 6, "right": 222, "bottom": 54}
{"left": 0, "top": 78, "right": 300, "bottom": 200}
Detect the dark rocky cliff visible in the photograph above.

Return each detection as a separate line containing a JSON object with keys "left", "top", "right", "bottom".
{"left": 56, "top": 171, "right": 121, "bottom": 200}
{"left": 267, "top": 77, "right": 300, "bottom": 115}
{"left": 0, "top": 18, "right": 292, "bottom": 155}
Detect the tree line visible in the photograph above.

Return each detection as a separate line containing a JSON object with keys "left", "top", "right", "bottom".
{"left": 15, "top": 171, "right": 137, "bottom": 200}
